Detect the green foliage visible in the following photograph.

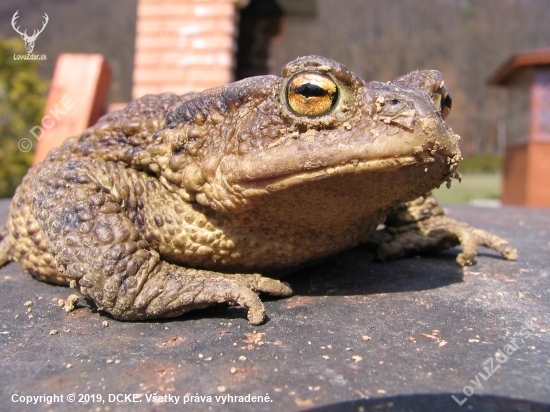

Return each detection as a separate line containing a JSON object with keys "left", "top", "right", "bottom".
{"left": 0, "top": 37, "right": 48, "bottom": 198}
{"left": 433, "top": 172, "right": 501, "bottom": 203}
{"left": 458, "top": 154, "right": 503, "bottom": 174}
{"left": 434, "top": 154, "right": 503, "bottom": 203}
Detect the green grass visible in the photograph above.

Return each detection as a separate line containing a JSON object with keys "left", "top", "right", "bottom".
{"left": 432, "top": 172, "right": 502, "bottom": 204}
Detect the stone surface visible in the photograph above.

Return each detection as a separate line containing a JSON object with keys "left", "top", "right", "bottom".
{"left": 0, "top": 198, "right": 549, "bottom": 411}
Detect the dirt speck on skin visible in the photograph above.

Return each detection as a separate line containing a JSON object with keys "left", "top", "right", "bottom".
{"left": 58, "top": 294, "right": 79, "bottom": 312}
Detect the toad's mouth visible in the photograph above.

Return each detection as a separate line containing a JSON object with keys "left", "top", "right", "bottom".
{"left": 236, "top": 155, "right": 419, "bottom": 191}
{"left": 218, "top": 124, "right": 460, "bottom": 189}
{"left": 220, "top": 138, "right": 458, "bottom": 184}
{"left": 227, "top": 152, "right": 458, "bottom": 198}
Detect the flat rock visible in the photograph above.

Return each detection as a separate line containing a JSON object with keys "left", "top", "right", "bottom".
{"left": 1, "top": 198, "right": 548, "bottom": 411}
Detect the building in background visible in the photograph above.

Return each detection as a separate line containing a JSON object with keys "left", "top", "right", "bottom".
{"left": 5, "top": 0, "right": 550, "bottom": 183}
{"left": 132, "top": 0, "right": 315, "bottom": 98}
{"left": 489, "top": 48, "right": 550, "bottom": 207}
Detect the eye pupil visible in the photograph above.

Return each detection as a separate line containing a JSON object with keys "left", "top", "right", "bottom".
{"left": 294, "top": 83, "right": 328, "bottom": 98}
{"left": 286, "top": 72, "right": 339, "bottom": 117}
{"left": 442, "top": 94, "right": 452, "bottom": 110}
{"left": 440, "top": 87, "right": 452, "bottom": 119}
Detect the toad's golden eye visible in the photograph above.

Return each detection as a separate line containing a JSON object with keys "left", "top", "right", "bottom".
{"left": 287, "top": 72, "right": 338, "bottom": 116}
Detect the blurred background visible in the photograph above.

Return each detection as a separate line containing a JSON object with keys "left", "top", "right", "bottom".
{"left": 0, "top": 0, "right": 549, "bottom": 203}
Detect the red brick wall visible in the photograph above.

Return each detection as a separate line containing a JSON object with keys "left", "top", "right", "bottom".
{"left": 501, "top": 67, "right": 550, "bottom": 207}
{"left": 133, "top": 0, "right": 239, "bottom": 99}
{"left": 502, "top": 142, "right": 550, "bottom": 206}
{"left": 525, "top": 142, "right": 550, "bottom": 206}
{"left": 34, "top": 54, "right": 111, "bottom": 165}
{"left": 501, "top": 145, "right": 528, "bottom": 205}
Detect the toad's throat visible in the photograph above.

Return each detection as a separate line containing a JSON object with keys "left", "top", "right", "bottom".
{"left": 228, "top": 153, "right": 455, "bottom": 233}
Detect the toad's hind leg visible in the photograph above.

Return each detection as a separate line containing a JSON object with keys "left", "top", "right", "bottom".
{"left": 5, "top": 169, "right": 68, "bottom": 284}
{"left": 369, "top": 194, "right": 517, "bottom": 266}
{"left": 27, "top": 160, "right": 291, "bottom": 324}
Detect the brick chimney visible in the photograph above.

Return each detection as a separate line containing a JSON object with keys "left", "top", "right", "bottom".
{"left": 133, "top": 0, "right": 242, "bottom": 98}
{"left": 489, "top": 48, "right": 550, "bottom": 207}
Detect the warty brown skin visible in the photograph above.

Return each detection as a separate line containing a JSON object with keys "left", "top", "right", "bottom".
{"left": 0, "top": 56, "right": 516, "bottom": 324}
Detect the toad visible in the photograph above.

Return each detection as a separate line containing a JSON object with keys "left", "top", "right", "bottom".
{"left": 0, "top": 56, "right": 516, "bottom": 324}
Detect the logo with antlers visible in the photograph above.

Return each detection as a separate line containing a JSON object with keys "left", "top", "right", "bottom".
{"left": 11, "top": 10, "right": 49, "bottom": 54}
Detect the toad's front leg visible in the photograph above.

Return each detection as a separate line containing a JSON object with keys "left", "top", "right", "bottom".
{"left": 28, "top": 160, "right": 291, "bottom": 324}
{"left": 368, "top": 194, "right": 517, "bottom": 266}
